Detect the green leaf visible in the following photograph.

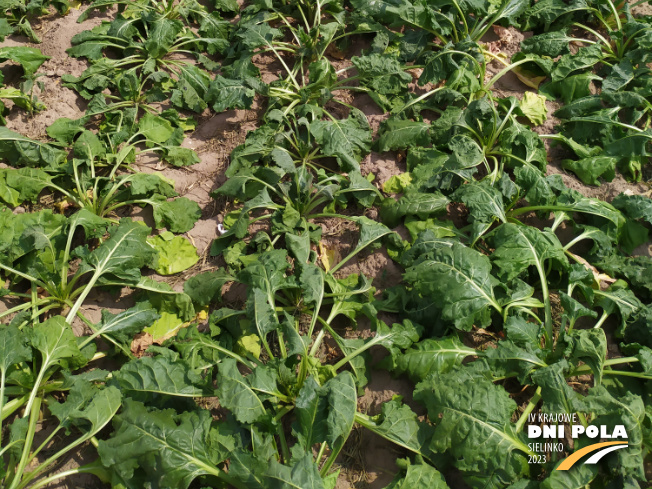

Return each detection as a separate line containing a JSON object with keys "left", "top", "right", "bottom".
{"left": 183, "top": 270, "right": 233, "bottom": 306}
{"left": 144, "top": 17, "right": 183, "bottom": 59}
{"left": 531, "top": 362, "right": 581, "bottom": 415}
{"left": 217, "top": 358, "right": 267, "bottom": 424}
{"left": 580, "top": 386, "right": 648, "bottom": 480}
{"left": 0, "top": 126, "right": 67, "bottom": 170}
{"left": 32, "top": 316, "right": 83, "bottom": 371}
{"left": 415, "top": 367, "right": 530, "bottom": 488}
{"left": 0, "top": 168, "right": 52, "bottom": 205}
{"left": 561, "top": 156, "right": 617, "bottom": 186}
{"left": 148, "top": 233, "right": 199, "bottom": 275}
{"left": 540, "top": 464, "right": 597, "bottom": 488}
{"left": 127, "top": 173, "right": 177, "bottom": 199}
{"left": 352, "top": 53, "right": 412, "bottom": 96}
{"left": 595, "top": 287, "right": 643, "bottom": 336}
{"left": 294, "top": 372, "right": 357, "bottom": 453}
{"left": 565, "top": 328, "right": 606, "bottom": 385}
{"left": 138, "top": 113, "right": 175, "bottom": 144}
{"left": 404, "top": 241, "right": 501, "bottom": 330}
{"left": 88, "top": 303, "right": 159, "bottom": 346}
{"left": 603, "top": 60, "right": 634, "bottom": 92}
{"left": 551, "top": 44, "right": 604, "bottom": 82}
{"left": 310, "top": 109, "right": 372, "bottom": 171}
{"left": 385, "top": 458, "right": 450, "bottom": 489}
{"left": 520, "top": 30, "right": 572, "bottom": 57}
{"left": 81, "top": 219, "right": 156, "bottom": 284}
{"left": 454, "top": 180, "right": 507, "bottom": 225}
{"left": 0, "top": 19, "right": 13, "bottom": 42}
{"left": 98, "top": 400, "right": 230, "bottom": 489}
{"left": 383, "top": 173, "right": 413, "bottom": 194}
{"left": 0, "top": 46, "right": 49, "bottom": 76}
{"left": 380, "top": 191, "right": 449, "bottom": 227}
{"left": 0, "top": 325, "right": 31, "bottom": 373}
{"left": 355, "top": 398, "right": 435, "bottom": 460}
{"left": 46, "top": 117, "right": 88, "bottom": 144}
{"left": 376, "top": 118, "right": 430, "bottom": 152}
{"left": 612, "top": 193, "right": 652, "bottom": 225}
{"left": 112, "top": 354, "right": 209, "bottom": 401}
{"left": 490, "top": 223, "right": 568, "bottom": 282}
{"left": 559, "top": 291, "right": 597, "bottom": 326}
{"left": 152, "top": 197, "right": 202, "bottom": 233}
{"left": 164, "top": 147, "right": 201, "bottom": 167}
{"left": 483, "top": 340, "right": 547, "bottom": 383}
{"left": 207, "top": 76, "right": 255, "bottom": 112}
{"left": 266, "top": 454, "right": 326, "bottom": 489}
{"left": 541, "top": 73, "right": 600, "bottom": 104}
{"left": 387, "top": 336, "right": 476, "bottom": 382}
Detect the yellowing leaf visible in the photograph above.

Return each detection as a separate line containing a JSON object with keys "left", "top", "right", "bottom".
{"left": 567, "top": 251, "right": 616, "bottom": 290}
{"left": 147, "top": 233, "right": 199, "bottom": 275}
{"left": 319, "top": 242, "right": 341, "bottom": 271}
{"left": 145, "top": 306, "right": 208, "bottom": 344}
{"left": 513, "top": 66, "right": 547, "bottom": 89}
{"left": 236, "top": 334, "right": 261, "bottom": 360}
{"left": 519, "top": 92, "right": 548, "bottom": 126}
{"left": 383, "top": 173, "right": 413, "bottom": 194}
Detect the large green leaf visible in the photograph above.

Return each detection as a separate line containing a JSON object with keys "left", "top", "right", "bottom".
{"left": 0, "top": 325, "right": 31, "bottom": 374}
{"left": 81, "top": 219, "right": 157, "bottom": 284}
{"left": 183, "top": 270, "right": 233, "bottom": 306}
{"left": 310, "top": 109, "right": 372, "bottom": 171}
{"left": 207, "top": 75, "right": 256, "bottom": 112}
{"left": 376, "top": 118, "right": 431, "bottom": 152}
{"left": 355, "top": 398, "right": 435, "bottom": 459}
{"left": 151, "top": 197, "right": 202, "bottom": 233}
{"left": 380, "top": 191, "right": 449, "bottom": 228}
{"left": 0, "top": 127, "right": 67, "bottom": 169}
{"left": 0, "top": 46, "right": 49, "bottom": 76}
{"left": 385, "top": 458, "right": 450, "bottom": 489}
{"left": 612, "top": 193, "right": 652, "bottom": 225}
{"left": 216, "top": 358, "right": 267, "bottom": 424}
{"left": 112, "top": 354, "right": 209, "bottom": 401}
{"left": 453, "top": 180, "right": 507, "bottom": 225}
{"left": 98, "top": 400, "right": 232, "bottom": 489}
{"left": 415, "top": 368, "right": 531, "bottom": 488}
{"left": 294, "top": 372, "right": 357, "bottom": 455}
{"left": 490, "top": 222, "right": 568, "bottom": 282}
{"left": 84, "top": 303, "right": 159, "bottom": 346}
{"left": 32, "top": 316, "right": 83, "bottom": 371}
{"left": 386, "top": 336, "right": 475, "bottom": 382}
{"left": 138, "top": 113, "right": 175, "bottom": 143}
{"left": 404, "top": 241, "right": 501, "bottom": 330}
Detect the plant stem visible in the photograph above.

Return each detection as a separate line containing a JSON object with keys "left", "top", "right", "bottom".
{"left": 1, "top": 394, "right": 29, "bottom": 421}
{"left": 593, "top": 310, "right": 609, "bottom": 329}
{"left": 0, "top": 369, "right": 5, "bottom": 445}
{"left": 515, "top": 387, "right": 541, "bottom": 433}
{"left": 9, "top": 397, "right": 42, "bottom": 489}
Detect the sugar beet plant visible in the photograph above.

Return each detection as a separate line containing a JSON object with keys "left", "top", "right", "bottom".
{"left": 2, "top": 0, "right": 652, "bottom": 488}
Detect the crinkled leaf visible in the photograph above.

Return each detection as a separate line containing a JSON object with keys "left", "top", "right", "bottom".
{"left": 112, "top": 354, "right": 209, "bottom": 401}
{"left": 404, "top": 241, "right": 501, "bottom": 330}
{"left": 98, "top": 400, "right": 230, "bottom": 488}
{"left": 152, "top": 197, "right": 202, "bottom": 233}
{"left": 415, "top": 367, "right": 530, "bottom": 488}
{"left": 148, "top": 233, "right": 199, "bottom": 275}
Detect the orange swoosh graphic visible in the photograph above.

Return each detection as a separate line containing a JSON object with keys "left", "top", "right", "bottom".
{"left": 557, "top": 441, "right": 628, "bottom": 470}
